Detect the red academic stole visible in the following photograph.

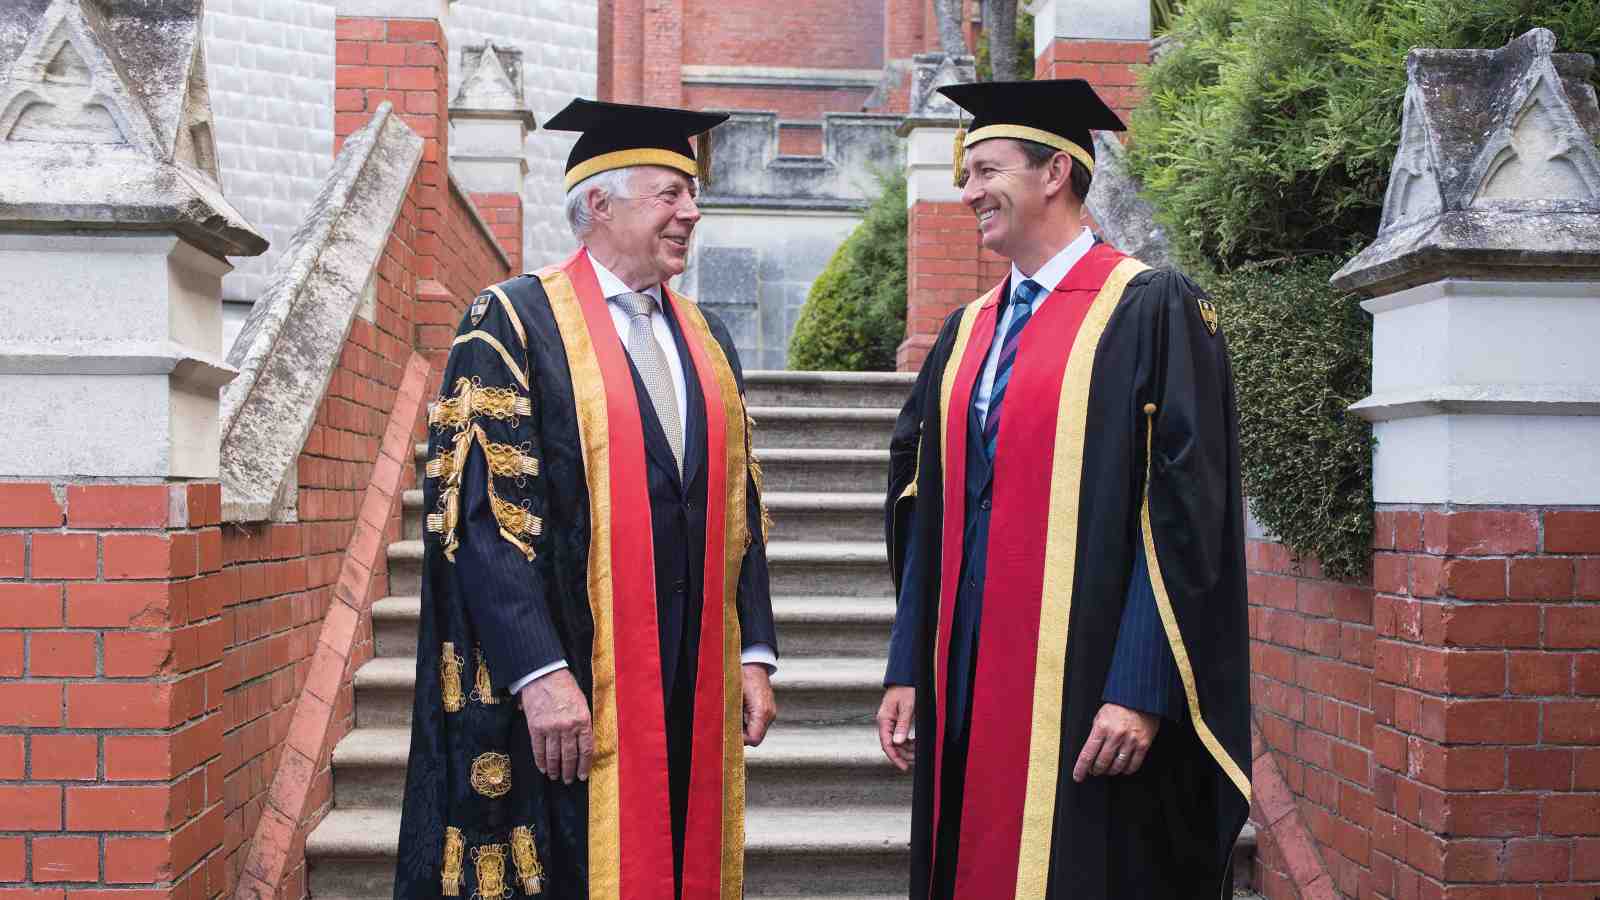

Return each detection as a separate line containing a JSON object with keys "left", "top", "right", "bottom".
{"left": 535, "top": 249, "right": 747, "bottom": 900}
{"left": 928, "top": 243, "right": 1150, "bottom": 898}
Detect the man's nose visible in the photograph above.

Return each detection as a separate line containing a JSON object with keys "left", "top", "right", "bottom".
{"left": 678, "top": 194, "right": 701, "bottom": 224}
{"left": 961, "top": 177, "right": 981, "bottom": 208}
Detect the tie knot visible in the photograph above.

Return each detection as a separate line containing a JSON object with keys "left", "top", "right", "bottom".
{"left": 614, "top": 291, "right": 656, "bottom": 319}
{"left": 1013, "top": 279, "right": 1043, "bottom": 310}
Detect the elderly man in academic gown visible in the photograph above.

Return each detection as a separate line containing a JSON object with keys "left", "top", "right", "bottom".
{"left": 395, "top": 99, "right": 779, "bottom": 900}
{"left": 877, "top": 79, "right": 1252, "bottom": 900}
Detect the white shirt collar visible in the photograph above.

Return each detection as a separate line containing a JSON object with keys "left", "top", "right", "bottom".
{"left": 588, "top": 249, "right": 664, "bottom": 305}
{"left": 1009, "top": 227, "right": 1096, "bottom": 298}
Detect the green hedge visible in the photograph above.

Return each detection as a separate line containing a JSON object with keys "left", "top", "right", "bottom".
{"left": 1128, "top": 0, "right": 1600, "bottom": 271}
{"left": 788, "top": 175, "right": 908, "bottom": 371}
{"left": 1126, "top": 0, "right": 1599, "bottom": 575}
{"left": 1213, "top": 258, "right": 1374, "bottom": 581}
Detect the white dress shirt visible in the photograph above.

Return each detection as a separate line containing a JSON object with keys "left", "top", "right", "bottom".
{"left": 510, "top": 253, "right": 775, "bottom": 696}
{"left": 974, "top": 227, "right": 1097, "bottom": 427}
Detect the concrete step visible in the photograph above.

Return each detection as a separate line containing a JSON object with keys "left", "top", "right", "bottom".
{"left": 329, "top": 724, "right": 908, "bottom": 812}
{"left": 760, "top": 448, "right": 888, "bottom": 494}
{"left": 372, "top": 593, "right": 893, "bottom": 663}
{"left": 744, "top": 370, "right": 915, "bottom": 410}
{"left": 386, "top": 539, "right": 424, "bottom": 596}
{"left": 766, "top": 540, "right": 892, "bottom": 599}
{"left": 765, "top": 491, "right": 881, "bottom": 544}
{"left": 306, "top": 805, "right": 912, "bottom": 900}
{"left": 769, "top": 656, "right": 884, "bottom": 727}
{"left": 749, "top": 406, "right": 897, "bottom": 451}
{"left": 353, "top": 652, "right": 886, "bottom": 731}
{"left": 401, "top": 488, "right": 423, "bottom": 540}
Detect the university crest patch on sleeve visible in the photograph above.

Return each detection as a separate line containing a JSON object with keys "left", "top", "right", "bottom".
{"left": 469, "top": 291, "right": 492, "bottom": 326}
{"left": 1196, "top": 296, "right": 1219, "bottom": 336}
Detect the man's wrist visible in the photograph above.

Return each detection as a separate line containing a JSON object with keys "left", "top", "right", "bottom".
{"left": 511, "top": 659, "right": 569, "bottom": 696}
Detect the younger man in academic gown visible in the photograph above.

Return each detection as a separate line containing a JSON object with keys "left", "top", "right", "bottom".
{"left": 395, "top": 99, "right": 778, "bottom": 900}
{"left": 877, "top": 79, "right": 1251, "bottom": 899}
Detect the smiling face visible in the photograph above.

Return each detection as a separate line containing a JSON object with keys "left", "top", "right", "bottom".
{"left": 604, "top": 166, "right": 701, "bottom": 287}
{"left": 959, "top": 138, "right": 1057, "bottom": 261}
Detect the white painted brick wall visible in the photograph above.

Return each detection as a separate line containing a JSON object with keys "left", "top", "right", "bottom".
{"left": 447, "top": 0, "right": 598, "bottom": 271}
{"left": 204, "top": 0, "right": 337, "bottom": 348}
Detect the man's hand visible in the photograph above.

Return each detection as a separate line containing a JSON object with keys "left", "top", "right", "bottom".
{"left": 519, "top": 669, "right": 593, "bottom": 784}
{"left": 876, "top": 686, "right": 916, "bottom": 771}
{"left": 1072, "top": 702, "right": 1159, "bottom": 782}
{"left": 742, "top": 664, "right": 778, "bottom": 746}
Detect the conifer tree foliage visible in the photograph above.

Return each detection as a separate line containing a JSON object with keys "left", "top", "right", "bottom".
{"left": 1127, "top": 0, "right": 1600, "bottom": 578}
{"left": 1128, "top": 0, "right": 1600, "bottom": 270}
{"left": 787, "top": 175, "right": 908, "bottom": 371}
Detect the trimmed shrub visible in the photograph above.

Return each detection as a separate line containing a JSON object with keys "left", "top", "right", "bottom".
{"left": 788, "top": 174, "right": 908, "bottom": 371}
{"left": 1215, "top": 257, "right": 1373, "bottom": 581}
{"left": 1128, "top": 0, "right": 1600, "bottom": 271}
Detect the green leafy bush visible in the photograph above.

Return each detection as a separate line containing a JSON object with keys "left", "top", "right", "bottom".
{"left": 1128, "top": 0, "right": 1600, "bottom": 271}
{"left": 1215, "top": 257, "right": 1374, "bottom": 580}
{"left": 788, "top": 175, "right": 908, "bottom": 371}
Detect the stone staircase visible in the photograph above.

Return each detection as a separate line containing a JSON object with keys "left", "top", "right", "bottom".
{"left": 304, "top": 369, "right": 1259, "bottom": 899}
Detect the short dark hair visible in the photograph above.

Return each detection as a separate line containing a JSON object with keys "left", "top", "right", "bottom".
{"left": 1017, "top": 139, "right": 1092, "bottom": 204}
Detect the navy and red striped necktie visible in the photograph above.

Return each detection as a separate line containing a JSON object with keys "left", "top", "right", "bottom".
{"left": 982, "top": 278, "right": 1043, "bottom": 458}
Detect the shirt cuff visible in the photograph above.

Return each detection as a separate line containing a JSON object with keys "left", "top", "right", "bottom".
{"left": 509, "top": 659, "right": 569, "bottom": 696}
{"left": 741, "top": 643, "right": 777, "bottom": 674}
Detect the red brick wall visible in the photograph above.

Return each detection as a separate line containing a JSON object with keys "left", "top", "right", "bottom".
{"left": 1365, "top": 507, "right": 1600, "bottom": 897}
{"left": 682, "top": 0, "right": 885, "bottom": 68}
{"left": 1247, "top": 508, "right": 1600, "bottom": 899}
{"left": 0, "top": 15, "right": 518, "bottom": 900}
{"left": 897, "top": 200, "right": 1007, "bottom": 371}
{"left": 1247, "top": 539, "right": 1377, "bottom": 898}
{"left": 682, "top": 85, "right": 877, "bottom": 121}
{"left": 470, "top": 192, "right": 524, "bottom": 273}
{"left": 0, "top": 482, "right": 230, "bottom": 898}
{"left": 1034, "top": 38, "right": 1148, "bottom": 124}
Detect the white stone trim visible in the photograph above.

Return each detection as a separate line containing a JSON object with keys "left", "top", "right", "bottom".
{"left": 680, "top": 65, "right": 882, "bottom": 88}
{"left": 220, "top": 104, "right": 425, "bottom": 522}
{"left": 905, "top": 125, "right": 966, "bottom": 206}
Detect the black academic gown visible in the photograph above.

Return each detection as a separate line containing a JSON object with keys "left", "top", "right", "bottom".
{"left": 884, "top": 264, "right": 1251, "bottom": 900}
{"left": 395, "top": 273, "right": 777, "bottom": 900}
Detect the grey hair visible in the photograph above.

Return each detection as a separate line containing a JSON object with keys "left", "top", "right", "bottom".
{"left": 564, "top": 167, "right": 637, "bottom": 239}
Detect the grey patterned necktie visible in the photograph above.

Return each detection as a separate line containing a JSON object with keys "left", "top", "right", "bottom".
{"left": 613, "top": 291, "right": 683, "bottom": 474}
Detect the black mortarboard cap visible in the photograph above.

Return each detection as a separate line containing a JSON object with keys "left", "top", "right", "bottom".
{"left": 936, "top": 79, "right": 1125, "bottom": 175}
{"left": 544, "top": 98, "right": 729, "bottom": 190}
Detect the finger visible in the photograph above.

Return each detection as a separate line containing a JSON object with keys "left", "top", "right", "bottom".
{"left": 1093, "top": 731, "right": 1124, "bottom": 776}
{"left": 1072, "top": 730, "right": 1105, "bottom": 782}
{"left": 1108, "top": 741, "right": 1133, "bottom": 776}
{"left": 893, "top": 700, "right": 913, "bottom": 745}
{"left": 561, "top": 728, "right": 580, "bottom": 784}
{"left": 544, "top": 733, "right": 563, "bottom": 781}
{"left": 530, "top": 726, "right": 548, "bottom": 775}
{"left": 900, "top": 736, "right": 916, "bottom": 766}
{"left": 578, "top": 725, "right": 594, "bottom": 781}
{"left": 877, "top": 712, "right": 898, "bottom": 764}
{"left": 1125, "top": 744, "right": 1149, "bottom": 775}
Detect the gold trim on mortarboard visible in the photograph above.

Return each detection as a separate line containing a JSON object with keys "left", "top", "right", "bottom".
{"left": 963, "top": 124, "right": 1095, "bottom": 174}
{"left": 564, "top": 148, "right": 699, "bottom": 191}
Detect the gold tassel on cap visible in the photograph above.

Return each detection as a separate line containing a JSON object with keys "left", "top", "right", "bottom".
{"left": 696, "top": 131, "right": 712, "bottom": 187}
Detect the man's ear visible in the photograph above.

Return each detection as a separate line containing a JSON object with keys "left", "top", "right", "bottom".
{"left": 1041, "top": 151, "right": 1072, "bottom": 202}
{"left": 589, "top": 188, "right": 611, "bottom": 224}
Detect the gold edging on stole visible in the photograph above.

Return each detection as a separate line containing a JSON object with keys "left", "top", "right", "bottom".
{"left": 483, "top": 285, "right": 529, "bottom": 349}
{"left": 933, "top": 297, "right": 987, "bottom": 709}
{"left": 443, "top": 826, "right": 466, "bottom": 896}
{"left": 533, "top": 264, "right": 622, "bottom": 898}
{"left": 671, "top": 288, "right": 750, "bottom": 900}
{"left": 1139, "top": 405, "right": 1253, "bottom": 804}
{"left": 453, "top": 331, "right": 530, "bottom": 390}
{"left": 469, "top": 752, "right": 513, "bottom": 798}
{"left": 743, "top": 407, "right": 772, "bottom": 546}
{"left": 471, "top": 843, "right": 513, "bottom": 900}
{"left": 1013, "top": 258, "right": 1149, "bottom": 900}
{"left": 510, "top": 825, "right": 545, "bottom": 895}
{"left": 441, "top": 642, "right": 466, "bottom": 712}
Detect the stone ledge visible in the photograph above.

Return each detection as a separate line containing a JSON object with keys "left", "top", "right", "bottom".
{"left": 1352, "top": 385, "right": 1600, "bottom": 422}
{"left": 219, "top": 102, "right": 424, "bottom": 523}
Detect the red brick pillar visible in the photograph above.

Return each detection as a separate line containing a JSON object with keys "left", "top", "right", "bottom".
{"left": 1366, "top": 509, "right": 1600, "bottom": 895}
{"left": 1030, "top": 0, "right": 1150, "bottom": 124}
{"left": 1, "top": 482, "right": 229, "bottom": 898}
